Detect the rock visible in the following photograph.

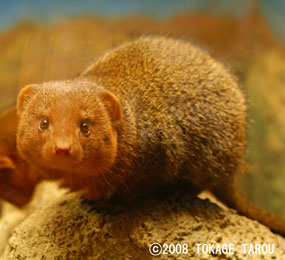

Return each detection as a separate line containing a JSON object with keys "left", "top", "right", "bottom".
{"left": 2, "top": 192, "right": 285, "bottom": 260}
{"left": 0, "top": 182, "right": 67, "bottom": 258}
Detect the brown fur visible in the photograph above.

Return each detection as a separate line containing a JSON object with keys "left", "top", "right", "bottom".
{"left": 17, "top": 36, "right": 285, "bottom": 235}
{"left": 0, "top": 106, "right": 40, "bottom": 207}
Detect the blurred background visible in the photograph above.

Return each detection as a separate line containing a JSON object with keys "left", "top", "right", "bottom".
{"left": 0, "top": 0, "right": 284, "bottom": 218}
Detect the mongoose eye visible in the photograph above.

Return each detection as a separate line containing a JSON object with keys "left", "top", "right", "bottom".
{"left": 39, "top": 118, "right": 49, "bottom": 131}
{"left": 80, "top": 119, "right": 91, "bottom": 136}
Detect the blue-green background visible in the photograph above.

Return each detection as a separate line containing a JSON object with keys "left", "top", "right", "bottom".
{"left": 0, "top": 0, "right": 284, "bottom": 41}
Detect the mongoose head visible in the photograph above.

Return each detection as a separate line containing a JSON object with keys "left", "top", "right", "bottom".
{"left": 16, "top": 80, "right": 122, "bottom": 176}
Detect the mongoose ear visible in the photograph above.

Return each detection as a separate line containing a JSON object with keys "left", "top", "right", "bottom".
{"left": 17, "top": 84, "right": 38, "bottom": 114}
{"left": 101, "top": 91, "right": 122, "bottom": 124}
{"left": 0, "top": 156, "right": 15, "bottom": 170}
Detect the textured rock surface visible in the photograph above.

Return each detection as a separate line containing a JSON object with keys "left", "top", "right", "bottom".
{"left": 2, "top": 192, "right": 285, "bottom": 260}
{"left": 0, "top": 182, "right": 67, "bottom": 258}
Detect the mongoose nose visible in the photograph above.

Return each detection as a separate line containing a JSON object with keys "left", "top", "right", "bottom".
{"left": 55, "top": 146, "right": 71, "bottom": 156}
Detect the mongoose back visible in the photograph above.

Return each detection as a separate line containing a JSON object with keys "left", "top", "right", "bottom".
{"left": 0, "top": 106, "right": 40, "bottom": 207}
{"left": 16, "top": 36, "right": 285, "bottom": 235}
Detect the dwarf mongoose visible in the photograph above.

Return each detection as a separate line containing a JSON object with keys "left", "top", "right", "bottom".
{"left": 16, "top": 36, "right": 285, "bottom": 235}
{"left": 0, "top": 106, "right": 40, "bottom": 207}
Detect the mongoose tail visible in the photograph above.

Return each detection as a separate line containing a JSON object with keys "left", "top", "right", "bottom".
{"left": 211, "top": 183, "right": 285, "bottom": 236}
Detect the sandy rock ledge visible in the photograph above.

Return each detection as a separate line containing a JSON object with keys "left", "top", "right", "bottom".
{"left": 2, "top": 192, "right": 285, "bottom": 260}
